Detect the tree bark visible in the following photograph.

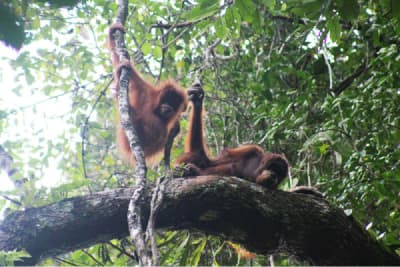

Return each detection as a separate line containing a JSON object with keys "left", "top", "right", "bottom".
{"left": 0, "top": 176, "right": 399, "bottom": 265}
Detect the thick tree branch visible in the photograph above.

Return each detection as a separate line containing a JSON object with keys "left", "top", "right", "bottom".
{"left": 1, "top": 176, "right": 399, "bottom": 266}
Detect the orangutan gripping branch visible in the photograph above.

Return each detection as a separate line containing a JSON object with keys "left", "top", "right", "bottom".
{"left": 175, "top": 83, "right": 288, "bottom": 189}
{"left": 108, "top": 23, "right": 188, "bottom": 165}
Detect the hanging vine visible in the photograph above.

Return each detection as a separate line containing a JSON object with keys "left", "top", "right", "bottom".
{"left": 109, "top": 0, "right": 153, "bottom": 265}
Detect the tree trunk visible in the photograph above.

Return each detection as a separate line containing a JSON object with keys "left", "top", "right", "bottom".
{"left": 0, "top": 176, "right": 399, "bottom": 265}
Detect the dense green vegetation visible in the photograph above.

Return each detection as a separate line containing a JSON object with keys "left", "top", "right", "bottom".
{"left": 1, "top": 0, "right": 399, "bottom": 265}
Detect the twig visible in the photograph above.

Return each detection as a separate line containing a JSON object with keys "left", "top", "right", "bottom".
{"left": 54, "top": 256, "right": 79, "bottom": 266}
{"left": 157, "top": 12, "right": 185, "bottom": 81}
{"left": 82, "top": 249, "right": 103, "bottom": 266}
{"left": 81, "top": 80, "right": 111, "bottom": 185}
{"left": 126, "top": 28, "right": 156, "bottom": 79}
{"left": 1, "top": 195, "right": 22, "bottom": 206}
{"left": 333, "top": 62, "right": 368, "bottom": 95}
{"left": 157, "top": 30, "right": 167, "bottom": 82}
{"left": 106, "top": 241, "right": 137, "bottom": 262}
{"left": 151, "top": 20, "right": 197, "bottom": 29}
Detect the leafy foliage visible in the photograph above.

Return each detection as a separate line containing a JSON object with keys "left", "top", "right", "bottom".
{"left": 0, "top": 250, "right": 30, "bottom": 266}
{"left": 0, "top": 0, "right": 399, "bottom": 265}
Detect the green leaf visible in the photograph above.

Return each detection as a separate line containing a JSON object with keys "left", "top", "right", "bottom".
{"left": 32, "top": 16, "right": 41, "bottom": 30}
{"left": 0, "top": 250, "right": 31, "bottom": 266}
{"left": 319, "top": 143, "right": 330, "bottom": 155}
{"left": 199, "top": 0, "right": 216, "bottom": 9}
{"left": 338, "top": 0, "right": 360, "bottom": 21}
{"left": 191, "top": 238, "right": 207, "bottom": 266}
{"left": 235, "top": 0, "right": 256, "bottom": 23}
{"left": 0, "top": 3, "right": 25, "bottom": 49}
{"left": 214, "top": 18, "right": 227, "bottom": 39}
{"left": 263, "top": 0, "right": 276, "bottom": 10}
{"left": 391, "top": 0, "right": 400, "bottom": 17}
{"left": 290, "top": 0, "right": 324, "bottom": 19}
{"left": 327, "top": 16, "right": 341, "bottom": 42}
{"left": 178, "top": 234, "right": 191, "bottom": 265}
{"left": 153, "top": 46, "right": 162, "bottom": 58}
{"left": 224, "top": 7, "right": 241, "bottom": 38}
{"left": 141, "top": 42, "right": 151, "bottom": 56}
{"left": 183, "top": 2, "right": 219, "bottom": 21}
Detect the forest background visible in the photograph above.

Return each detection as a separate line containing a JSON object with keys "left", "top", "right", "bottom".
{"left": 0, "top": 0, "right": 399, "bottom": 265}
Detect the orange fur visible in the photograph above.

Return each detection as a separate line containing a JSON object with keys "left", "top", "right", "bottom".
{"left": 227, "top": 242, "right": 257, "bottom": 260}
{"left": 109, "top": 23, "right": 188, "bottom": 165}
{"left": 175, "top": 85, "right": 288, "bottom": 189}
